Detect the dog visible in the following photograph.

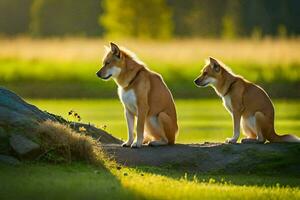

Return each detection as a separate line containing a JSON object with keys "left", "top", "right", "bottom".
{"left": 96, "top": 42, "right": 178, "bottom": 148}
{"left": 194, "top": 57, "right": 300, "bottom": 144}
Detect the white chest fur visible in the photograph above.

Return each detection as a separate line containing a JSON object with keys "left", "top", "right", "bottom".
{"left": 118, "top": 88, "right": 137, "bottom": 114}
{"left": 222, "top": 95, "right": 233, "bottom": 113}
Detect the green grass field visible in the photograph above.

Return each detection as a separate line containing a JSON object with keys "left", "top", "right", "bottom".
{"left": 29, "top": 99, "right": 300, "bottom": 143}
{"left": 0, "top": 163, "right": 299, "bottom": 200}
{"left": 1, "top": 38, "right": 299, "bottom": 98}
{"left": 1, "top": 58, "right": 300, "bottom": 98}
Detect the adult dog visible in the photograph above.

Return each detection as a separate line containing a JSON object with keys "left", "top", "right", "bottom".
{"left": 97, "top": 43, "right": 178, "bottom": 148}
{"left": 194, "top": 57, "right": 299, "bottom": 144}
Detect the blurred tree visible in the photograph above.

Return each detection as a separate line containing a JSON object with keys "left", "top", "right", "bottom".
{"left": 167, "top": 0, "right": 225, "bottom": 37}
{"left": 100, "top": 0, "right": 173, "bottom": 39}
{"left": 240, "top": 0, "right": 300, "bottom": 37}
{"left": 1, "top": 0, "right": 300, "bottom": 38}
{"left": 285, "top": 0, "right": 300, "bottom": 36}
{"left": 0, "top": 0, "right": 32, "bottom": 35}
{"left": 221, "top": 0, "right": 242, "bottom": 39}
{"left": 168, "top": 0, "right": 300, "bottom": 38}
{"left": 30, "top": 0, "right": 103, "bottom": 37}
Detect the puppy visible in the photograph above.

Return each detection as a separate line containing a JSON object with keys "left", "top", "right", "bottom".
{"left": 194, "top": 57, "right": 300, "bottom": 143}
{"left": 97, "top": 43, "right": 178, "bottom": 148}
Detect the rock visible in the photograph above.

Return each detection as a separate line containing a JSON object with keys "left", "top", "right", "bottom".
{"left": 0, "top": 155, "right": 21, "bottom": 165}
{"left": 0, "top": 128, "right": 9, "bottom": 155}
{"left": 0, "top": 127, "right": 7, "bottom": 138}
{"left": 102, "top": 143, "right": 300, "bottom": 174}
{"left": 0, "top": 87, "right": 58, "bottom": 142}
{"left": 9, "top": 134, "right": 40, "bottom": 158}
{"left": 0, "top": 87, "right": 122, "bottom": 161}
{"left": 0, "top": 87, "right": 121, "bottom": 142}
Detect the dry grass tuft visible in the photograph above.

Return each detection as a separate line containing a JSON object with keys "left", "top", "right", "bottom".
{"left": 36, "top": 120, "right": 104, "bottom": 165}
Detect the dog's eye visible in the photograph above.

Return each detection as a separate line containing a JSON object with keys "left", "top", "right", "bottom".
{"left": 203, "top": 72, "right": 207, "bottom": 76}
{"left": 105, "top": 61, "right": 110, "bottom": 65}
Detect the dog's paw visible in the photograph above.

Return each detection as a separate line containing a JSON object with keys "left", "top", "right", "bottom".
{"left": 241, "top": 138, "right": 250, "bottom": 144}
{"left": 241, "top": 138, "right": 256, "bottom": 144}
{"left": 131, "top": 141, "right": 142, "bottom": 148}
{"left": 241, "top": 138, "right": 265, "bottom": 144}
{"left": 121, "top": 141, "right": 133, "bottom": 147}
{"left": 226, "top": 138, "right": 238, "bottom": 144}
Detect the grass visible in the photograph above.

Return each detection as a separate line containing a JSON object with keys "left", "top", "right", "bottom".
{"left": 117, "top": 167, "right": 300, "bottom": 200}
{"left": 0, "top": 38, "right": 299, "bottom": 98}
{"left": 35, "top": 120, "right": 104, "bottom": 164}
{"left": 0, "top": 163, "right": 133, "bottom": 200}
{"left": 28, "top": 99, "right": 300, "bottom": 143}
{"left": 0, "top": 163, "right": 299, "bottom": 200}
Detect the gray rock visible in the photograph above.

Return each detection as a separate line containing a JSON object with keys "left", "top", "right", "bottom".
{"left": 103, "top": 143, "right": 300, "bottom": 174}
{"left": 0, "top": 87, "right": 122, "bottom": 160}
{"left": 0, "top": 87, "right": 121, "bottom": 143}
{"left": 0, "top": 87, "right": 57, "bottom": 133}
{"left": 0, "top": 155, "right": 21, "bottom": 165}
{"left": 0, "top": 127, "right": 7, "bottom": 138}
{"left": 9, "top": 134, "right": 40, "bottom": 158}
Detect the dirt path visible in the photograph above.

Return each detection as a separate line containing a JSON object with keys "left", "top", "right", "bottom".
{"left": 102, "top": 143, "right": 300, "bottom": 174}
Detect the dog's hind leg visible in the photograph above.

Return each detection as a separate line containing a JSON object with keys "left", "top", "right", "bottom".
{"left": 147, "top": 112, "right": 177, "bottom": 146}
{"left": 254, "top": 112, "right": 267, "bottom": 143}
{"left": 142, "top": 133, "right": 152, "bottom": 144}
{"left": 241, "top": 117, "right": 256, "bottom": 139}
{"left": 241, "top": 112, "right": 266, "bottom": 144}
{"left": 241, "top": 116, "right": 257, "bottom": 144}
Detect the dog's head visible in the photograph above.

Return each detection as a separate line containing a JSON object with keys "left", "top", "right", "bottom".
{"left": 194, "top": 57, "right": 222, "bottom": 87}
{"left": 96, "top": 42, "right": 125, "bottom": 81}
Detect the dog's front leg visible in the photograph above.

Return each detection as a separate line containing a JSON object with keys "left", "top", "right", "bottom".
{"left": 122, "top": 110, "right": 135, "bottom": 147}
{"left": 226, "top": 112, "right": 241, "bottom": 144}
{"left": 131, "top": 104, "right": 148, "bottom": 148}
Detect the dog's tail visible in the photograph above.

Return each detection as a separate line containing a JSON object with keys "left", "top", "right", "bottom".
{"left": 269, "top": 132, "right": 300, "bottom": 143}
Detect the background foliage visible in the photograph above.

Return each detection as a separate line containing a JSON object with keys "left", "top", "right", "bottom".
{"left": 30, "top": 0, "right": 102, "bottom": 36}
{"left": 100, "top": 0, "right": 172, "bottom": 39}
{"left": 1, "top": 0, "right": 300, "bottom": 38}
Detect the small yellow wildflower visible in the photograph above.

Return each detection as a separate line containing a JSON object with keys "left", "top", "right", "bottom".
{"left": 79, "top": 126, "right": 86, "bottom": 132}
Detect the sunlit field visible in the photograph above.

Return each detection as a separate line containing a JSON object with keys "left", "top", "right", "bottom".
{"left": 1, "top": 38, "right": 300, "bottom": 98}
{"left": 0, "top": 163, "right": 299, "bottom": 200}
{"left": 1, "top": 38, "right": 300, "bottom": 64}
{"left": 29, "top": 99, "right": 300, "bottom": 143}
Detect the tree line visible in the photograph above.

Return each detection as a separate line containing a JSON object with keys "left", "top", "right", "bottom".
{"left": 0, "top": 0, "right": 299, "bottom": 38}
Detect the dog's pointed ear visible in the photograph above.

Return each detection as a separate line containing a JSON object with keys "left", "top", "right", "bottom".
{"left": 209, "top": 57, "right": 220, "bottom": 73}
{"left": 110, "top": 42, "right": 120, "bottom": 58}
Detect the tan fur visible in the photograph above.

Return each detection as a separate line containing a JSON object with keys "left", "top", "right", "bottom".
{"left": 194, "top": 57, "right": 300, "bottom": 144}
{"left": 97, "top": 43, "right": 178, "bottom": 148}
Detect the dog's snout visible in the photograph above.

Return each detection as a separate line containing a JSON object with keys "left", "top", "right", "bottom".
{"left": 194, "top": 78, "right": 200, "bottom": 85}
{"left": 96, "top": 70, "right": 101, "bottom": 78}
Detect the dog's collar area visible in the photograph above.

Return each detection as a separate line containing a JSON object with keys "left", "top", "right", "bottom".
{"left": 126, "top": 68, "right": 143, "bottom": 88}
{"left": 222, "top": 79, "right": 238, "bottom": 97}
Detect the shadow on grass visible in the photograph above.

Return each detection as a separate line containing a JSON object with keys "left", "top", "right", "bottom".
{"left": 0, "top": 163, "right": 140, "bottom": 200}
{"left": 132, "top": 165, "right": 300, "bottom": 188}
